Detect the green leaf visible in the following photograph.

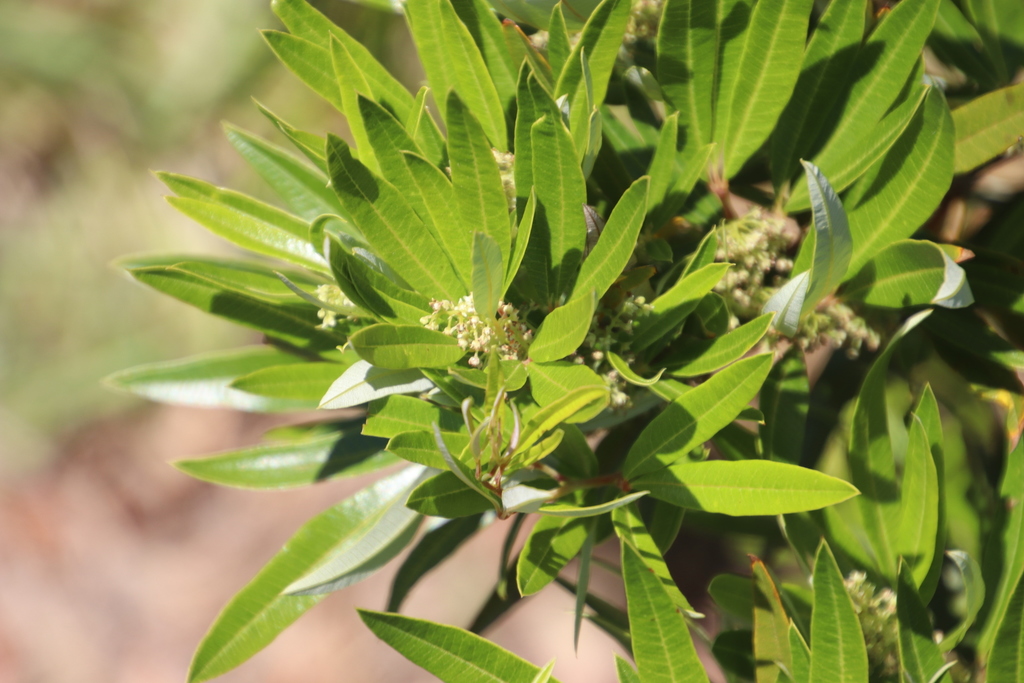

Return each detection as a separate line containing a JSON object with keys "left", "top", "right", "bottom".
{"left": 762, "top": 271, "right": 810, "bottom": 337}
{"left": 450, "top": 0, "right": 518, "bottom": 116}
{"left": 632, "top": 263, "right": 731, "bottom": 353}
{"left": 572, "top": 177, "right": 650, "bottom": 301}
{"left": 929, "top": 0, "right": 1000, "bottom": 91}
{"left": 262, "top": 30, "right": 344, "bottom": 111}
{"left": 621, "top": 541, "right": 708, "bottom": 683}
{"left": 546, "top": 5, "right": 571, "bottom": 76}
{"left": 320, "top": 360, "right": 434, "bottom": 409}
{"left": 406, "top": 470, "right": 494, "bottom": 517}
{"left": 330, "top": 36, "right": 382, "bottom": 174}
{"left": 505, "top": 189, "right": 537, "bottom": 296}
{"left": 842, "top": 240, "right": 972, "bottom": 308}
{"left": 633, "top": 460, "right": 858, "bottom": 516}
{"left": 349, "top": 324, "right": 465, "bottom": 369}
{"left": 615, "top": 655, "right": 642, "bottom": 683}
{"left": 174, "top": 431, "right": 395, "bottom": 490}
{"left": 365, "top": 395, "right": 465, "bottom": 438}
{"left": 223, "top": 124, "right": 342, "bottom": 221}
{"left": 801, "top": 161, "right": 852, "bottom": 310}
{"left": 518, "top": 386, "right": 611, "bottom": 452}
{"left": 399, "top": 151, "right": 471, "bottom": 285}
{"left": 939, "top": 550, "right": 985, "bottom": 651}
{"left": 231, "top": 362, "right": 349, "bottom": 401}
{"left": 526, "top": 114, "right": 588, "bottom": 302}
{"left": 387, "top": 430, "right": 471, "bottom": 469}
{"left": 517, "top": 515, "right": 591, "bottom": 596}
{"left": 528, "top": 361, "right": 607, "bottom": 422}
{"left": 406, "top": 87, "right": 447, "bottom": 167}
{"left": 844, "top": 88, "right": 955, "bottom": 274}
{"left": 989, "top": 572, "right": 1024, "bottom": 681}
{"left": 789, "top": 625, "right": 811, "bottom": 683}
{"left": 472, "top": 232, "right": 506, "bottom": 320}
{"left": 759, "top": 350, "right": 808, "bottom": 465}
{"left": 914, "top": 385, "right": 947, "bottom": 603}
{"left": 608, "top": 352, "right": 664, "bottom": 386}
{"left": 897, "top": 563, "right": 953, "bottom": 683}
{"left": 657, "top": 0, "right": 715, "bottom": 159}
{"left": 714, "top": 0, "right": 813, "bottom": 178}
{"left": 105, "top": 347, "right": 309, "bottom": 412}
{"left": 575, "top": 520, "right": 595, "bottom": 648}
{"left": 540, "top": 491, "right": 649, "bottom": 518}
{"left": 613, "top": 503, "right": 699, "bottom": 615}
{"left": 186, "top": 467, "right": 424, "bottom": 682}
{"left": 327, "top": 238, "right": 433, "bottom": 324}
{"left": 752, "top": 558, "right": 791, "bottom": 683}
{"left": 358, "top": 610, "right": 561, "bottom": 683}
{"left": 647, "top": 119, "right": 715, "bottom": 230}
{"left": 130, "top": 265, "right": 345, "bottom": 350}
{"left": 529, "top": 290, "right": 597, "bottom": 362}
{"left": 808, "top": 543, "right": 869, "bottom": 683}
{"left": 388, "top": 514, "right": 486, "bottom": 612}
{"left": 622, "top": 353, "right": 772, "bottom": 478}
{"left": 896, "top": 415, "right": 940, "bottom": 587}
{"left": 771, "top": 0, "right": 866, "bottom": 189}
{"left": 660, "top": 314, "right": 772, "bottom": 377}
{"left": 356, "top": 93, "right": 432, "bottom": 217}
{"left": 326, "top": 134, "right": 464, "bottom": 301}
{"left": 952, "top": 81, "right": 1024, "bottom": 173}
{"left": 790, "top": 0, "right": 941, "bottom": 204}
{"left": 159, "top": 173, "right": 326, "bottom": 272}
{"left": 449, "top": 93, "right": 512, "bottom": 268}
{"left": 961, "top": 0, "right": 1024, "bottom": 84}
{"left": 256, "top": 100, "right": 330, "bottom": 171}
{"left": 847, "top": 310, "right": 931, "bottom": 580}
{"left": 555, "top": 0, "right": 630, "bottom": 108}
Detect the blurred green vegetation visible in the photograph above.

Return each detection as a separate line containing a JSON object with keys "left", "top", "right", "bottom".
{"left": 0, "top": 0, "right": 412, "bottom": 473}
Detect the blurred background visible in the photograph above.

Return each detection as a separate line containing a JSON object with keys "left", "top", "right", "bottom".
{"left": 0, "top": 0, "right": 708, "bottom": 680}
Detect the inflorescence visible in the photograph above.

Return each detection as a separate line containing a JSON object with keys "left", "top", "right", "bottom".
{"left": 421, "top": 296, "right": 533, "bottom": 366}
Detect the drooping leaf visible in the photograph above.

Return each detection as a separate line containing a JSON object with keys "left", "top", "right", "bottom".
{"left": 174, "top": 431, "right": 395, "bottom": 489}
{"left": 807, "top": 542, "right": 869, "bottom": 683}
{"left": 517, "top": 515, "right": 590, "bottom": 596}
{"left": 622, "top": 353, "right": 773, "bottom": 478}
{"left": 320, "top": 360, "right": 434, "bottom": 409}
{"left": 186, "top": 467, "right": 424, "bottom": 682}
{"left": 842, "top": 240, "right": 973, "bottom": 308}
{"left": 359, "top": 610, "right": 562, "bottom": 682}
{"left": 632, "top": 460, "right": 858, "bottom": 516}
{"left": 388, "top": 514, "right": 486, "bottom": 612}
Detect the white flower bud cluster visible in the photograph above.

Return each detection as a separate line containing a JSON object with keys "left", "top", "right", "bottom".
{"left": 626, "top": 0, "right": 664, "bottom": 42}
{"left": 315, "top": 284, "right": 355, "bottom": 329}
{"left": 420, "top": 296, "right": 532, "bottom": 366}
{"left": 844, "top": 571, "right": 900, "bottom": 679}
{"left": 492, "top": 149, "right": 516, "bottom": 212}
{"left": 714, "top": 208, "right": 797, "bottom": 324}
{"left": 572, "top": 293, "right": 655, "bottom": 409}
{"left": 791, "top": 299, "right": 882, "bottom": 359}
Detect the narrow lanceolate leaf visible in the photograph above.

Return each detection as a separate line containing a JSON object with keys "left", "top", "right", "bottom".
{"left": 406, "top": 87, "right": 447, "bottom": 167}
{"left": 940, "top": 551, "right": 985, "bottom": 651}
{"left": 330, "top": 35, "right": 380, "bottom": 174}
{"left": 612, "top": 503, "right": 699, "bottom": 615}
{"left": 987, "top": 573, "right": 1024, "bottom": 682}
{"left": 529, "top": 290, "right": 598, "bottom": 363}
{"left": 349, "top": 325, "right": 465, "bottom": 370}
{"left": 771, "top": 0, "right": 866, "bottom": 189}
{"left": 186, "top": 468, "right": 424, "bottom": 683}
{"left": 388, "top": 514, "right": 485, "bottom": 612}
{"left": 224, "top": 124, "right": 341, "bottom": 221}
{"left": 256, "top": 100, "right": 329, "bottom": 171}
{"left": 359, "top": 610, "right": 562, "bottom": 683}
{"left": 539, "top": 491, "right": 649, "bottom": 518}
{"left": 842, "top": 240, "right": 971, "bottom": 308}
{"left": 848, "top": 311, "right": 931, "bottom": 580}
{"left": 660, "top": 314, "right": 773, "bottom": 377}
{"left": 232, "top": 362, "right": 352, "bottom": 402}
{"left": 528, "top": 362, "right": 606, "bottom": 422}
{"left": 657, "top": 0, "right": 715, "bottom": 158}
{"left": 555, "top": 0, "right": 630, "bottom": 107}
{"left": 915, "top": 385, "right": 947, "bottom": 603}
{"left": 400, "top": 151, "right": 469, "bottom": 284}
{"left": 320, "top": 360, "right": 433, "bottom": 409}
{"left": 517, "top": 515, "right": 591, "bottom": 596}
{"left": 615, "top": 655, "right": 642, "bottom": 683}
{"left": 159, "top": 173, "right": 326, "bottom": 271}
{"left": 801, "top": 161, "right": 852, "bottom": 310}
{"left": 572, "top": 177, "right": 649, "bottom": 301}
{"left": 793, "top": 0, "right": 941, "bottom": 202}
{"left": 608, "top": 352, "right": 664, "bottom": 386}
{"left": 505, "top": 189, "right": 536, "bottom": 297}
{"left": 518, "top": 386, "right": 610, "bottom": 452}
{"left": 760, "top": 350, "right": 808, "bottom": 465}
{"left": 623, "top": 353, "right": 773, "bottom": 478}
{"left": 573, "top": 521, "right": 596, "bottom": 651}
{"left": 406, "top": 471, "right": 494, "bottom": 517}
{"left": 262, "top": 30, "right": 344, "bottom": 111}
{"left": 762, "top": 271, "right": 810, "bottom": 337}
{"left": 952, "top": 81, "right": 1024, "bottom": 173}
{"left": 105, "top": 347, "right": 308, "bottom": 412}
{"left": 896, "top": 416, "right": 940, "bottom": 587}
{"left": 472, "top": 234, "right": 505, "bottom": 323}
{"left": 387, "top": 430, "right": 471, "bottom": 469}
{"left": 174, "top": 431, "right": 395, "bottom": 489}
{"left": 632, "top": 263, "right": 731, "bottom": 353}
{"left": 897, "top": 564, "right": 952, "bottom": 683}
{"left": 752, "top": 559, "right": 791, "bottom": 683}
{"left": 632, "top": 461, "right": 858, "bottom": 516}
{"left": 449, "top": 93, "right": 512, "bottom": 266}
{"left": 356, "top": 95, "right": 429, "bottom": 215}
{"left": 327, "top": 135, "right": 463, "bottom": 301}
{"left": 622, "top": 542, "right": 709, "bottom": 683}
{"left": 808, "top": 543, "right": 869, "bottom": 683}
{"left": 715, "top": 0, "right": 813, "bottom": 178}
{"left": 526, "top": 114, "right": 588, "bottom": 302}
{"left": 844, "top": 89, "right": 955, "bottom": 274}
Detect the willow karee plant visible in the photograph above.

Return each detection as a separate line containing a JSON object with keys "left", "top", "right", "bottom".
{"left": 108, "top": 0, "right": 1024, "bottom": 680}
